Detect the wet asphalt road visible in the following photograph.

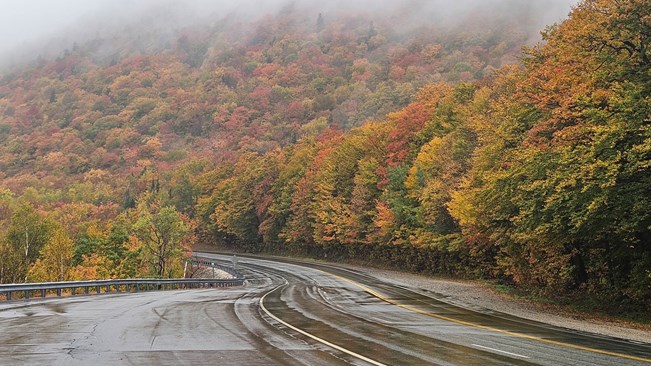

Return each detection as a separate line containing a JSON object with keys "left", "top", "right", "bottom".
{"left": 1, "top": 253, "right": 650, "bottom": 365}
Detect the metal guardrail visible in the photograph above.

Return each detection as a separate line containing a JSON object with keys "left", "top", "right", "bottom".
{"left": 0, "top": 257, "right": 245, "bottom": 302}
{"left": 190, "top": 256, "right": 244, "bottom": 279}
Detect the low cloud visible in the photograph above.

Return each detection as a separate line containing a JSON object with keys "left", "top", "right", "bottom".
{"left": 0, "top": 0, "right": 578, "bottom": 70}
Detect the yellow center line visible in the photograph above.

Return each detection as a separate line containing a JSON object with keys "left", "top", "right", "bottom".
{"left": 325, "top": 271, "right": 651, "bottom": 364}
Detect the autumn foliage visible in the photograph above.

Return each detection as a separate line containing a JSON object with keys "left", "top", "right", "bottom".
{"left": 0, "top": 1, "right": 648, "bottom": 312}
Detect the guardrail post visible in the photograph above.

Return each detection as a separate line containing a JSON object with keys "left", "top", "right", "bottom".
{"left": 84, "top": 286, "right": 89, "bottom": 295}
{"left": 5, "top": 291, "right": 11, "bottom": 301}
{"left": 41, "top": 289, "right": 46, "bottom": 298}
{"left": 25, "top": 290, "right": 29, "bottom": 300}
{"left": 71, "top": 287, "right": 76, "bottom": 296}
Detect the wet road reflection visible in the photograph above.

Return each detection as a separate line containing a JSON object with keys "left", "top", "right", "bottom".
{"left": 0, "top": 253, "right": 650, "bottom": 365}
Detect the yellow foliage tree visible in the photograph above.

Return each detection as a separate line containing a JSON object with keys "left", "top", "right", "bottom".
{"left": 27, "top": 227, "right": 74, "bottom": 282}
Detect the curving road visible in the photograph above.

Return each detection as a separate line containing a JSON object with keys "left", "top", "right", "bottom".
{"left": 0, "top": 253, "right": 650, "bottom": 365}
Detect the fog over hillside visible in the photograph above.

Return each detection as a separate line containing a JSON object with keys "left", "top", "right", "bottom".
{"left": 0, "top": 0, "right": 577, "bottom": 70}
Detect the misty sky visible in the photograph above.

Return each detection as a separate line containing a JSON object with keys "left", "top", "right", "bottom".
{"left": 0, "top": 0, "right": 579, "bottom": 68}
{"left": 0, "top": 1, "right": 101, "bottom": 51}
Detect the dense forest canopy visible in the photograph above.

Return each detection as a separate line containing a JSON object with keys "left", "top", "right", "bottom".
{"left": 0, "top": 0, "right": 648, "bottom": 313}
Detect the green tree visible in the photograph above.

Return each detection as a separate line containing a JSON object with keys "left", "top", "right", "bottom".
{"left": 0, "top": 238, "right": 22, "bottom": 284}
{"left": 3, "top": 203, "right": 52, "bottom": 283}
{"left": 133, "top": 202, "right": 192, "bottom": 278}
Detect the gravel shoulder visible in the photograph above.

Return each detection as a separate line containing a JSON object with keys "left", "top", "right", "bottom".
{"left": 339, "top": 263, "right": 651, "bottom": 344}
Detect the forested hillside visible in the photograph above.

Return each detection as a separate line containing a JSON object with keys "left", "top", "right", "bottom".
{"left": 0, "top": 0, "right": 648, "bottom": 312}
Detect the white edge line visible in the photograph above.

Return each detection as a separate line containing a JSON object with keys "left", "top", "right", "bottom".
{"left": 472, "top": 344, "right": 530, "bottom": 359}
{"left": 259, "top": 284, "right": 387, "bottom": 366}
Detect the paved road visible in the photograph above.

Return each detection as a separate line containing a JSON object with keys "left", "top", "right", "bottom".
{"left": 1, "top": 253, "right": 650, "bottom": 365}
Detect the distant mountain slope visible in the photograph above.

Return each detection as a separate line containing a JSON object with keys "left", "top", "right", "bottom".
{"left": 0, "top": 5, "right": 532, "bottom": 194}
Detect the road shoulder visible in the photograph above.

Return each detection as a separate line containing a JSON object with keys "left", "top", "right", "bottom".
{"left": 340, "top": 263, "right": 651, "bottom": 344}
